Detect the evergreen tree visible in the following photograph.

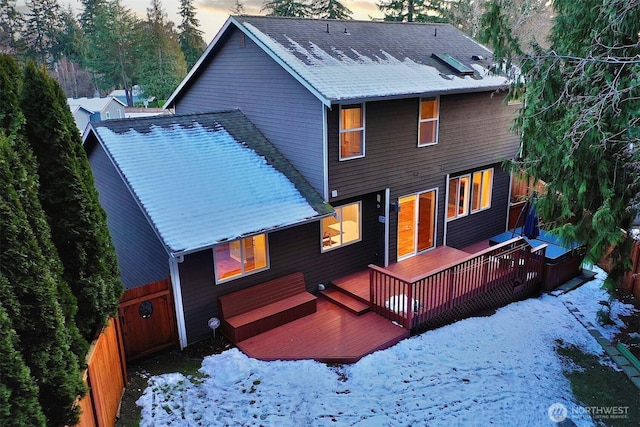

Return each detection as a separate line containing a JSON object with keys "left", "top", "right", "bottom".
{"left": 137, "top": 0, "right": 187, "bottom": 101}
{"left": 0, "top": 272, "right": 46, "bottom": 427}
{"left": 377, "top": 0, "right": 448, "bottom": 22}
{"left": 23, "top": 0, "right": 63, "bottom": 64}
{"left": 262, "top": 0, "right": 312, "bottom": 17}
{"left": 312, "top": 0, "right": 353, "bottom": 19}
{"left": 478, "top": 0, "right": 522, "bottom": 73}
{"left": 178, "top": 0, "right": 206, "bottom": 70}
{"left": 84, "top": 0, "right": 140, "bottom": 98}
{"left": 229, "top": 0, "right": 245, "bottom": 14}
{"left": 0, "top": 0, "right": 24, "bottom": 55}
{"left": 0, "top": 123, "right": 85, "bottom": 427}
{"left": 20, "top": 61, "right": 124, "bottom": 342}
{"left": 0, "top": 56, "right": 85, "bottom": 356}
{"left": 79, "top": 0, "right": 108, "bottom": 37}
{"left": 487, "top": 0, "right": 640, "bottom": 281}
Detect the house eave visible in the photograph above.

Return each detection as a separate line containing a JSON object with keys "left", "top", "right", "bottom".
{"left": 168, "top": 212, "right": 335, "bottom": 258}
{"left": 328, "top": 84, "right": 509, "bottom": 106}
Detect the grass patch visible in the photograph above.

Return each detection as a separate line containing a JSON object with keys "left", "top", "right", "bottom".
{"left": 557, "top": 345, "right": 640, "bottom": 426}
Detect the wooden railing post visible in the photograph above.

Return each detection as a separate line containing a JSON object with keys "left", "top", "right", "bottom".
{"left": 406, "top": 280, "right": 413, "bottom": 329}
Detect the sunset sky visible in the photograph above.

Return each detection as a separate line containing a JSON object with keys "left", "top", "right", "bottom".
{"left": 25, "top": 0, "right": 385, "bottom": 43}
{"left": 128, "top": 0, "right": 383, "bottom": 41}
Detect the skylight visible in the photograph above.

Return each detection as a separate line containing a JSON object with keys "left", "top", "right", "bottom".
{"left": 432, "top": 53, "right": 475, "bottom": 76}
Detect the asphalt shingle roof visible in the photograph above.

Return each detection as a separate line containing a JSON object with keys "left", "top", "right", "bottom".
{"left": 168, "top": 16, "right": 509, "bottom": 107}
{"left": 89, "top": 110, "right": 333, "bottom": 254}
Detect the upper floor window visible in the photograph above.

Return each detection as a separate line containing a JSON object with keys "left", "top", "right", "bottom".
{"left": 418, "top": 97, "right": 439, "bottom": 146}
{"left": 214, "top": 234, "right": 269, "bottom": 283}
{"left": 471, "top": 168, "right": 493, "bottom": 212}
{"left": 105, "top": 111, "right": 111, "bottom": 119}
{"left": 321, "top": 201, "right": 361, "bottom": 251}
{"left": 340, "top": 104, "right": 364, "bottom": 160}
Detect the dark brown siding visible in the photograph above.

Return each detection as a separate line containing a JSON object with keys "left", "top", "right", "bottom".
{"left": 180, "top": 194, "right": 380, "bottom": 344}
{"left": 327, "top": 92, "right": 519, "bottom": 263}
{"left": 445, "top": 165, "right": 511, "bottom": 249}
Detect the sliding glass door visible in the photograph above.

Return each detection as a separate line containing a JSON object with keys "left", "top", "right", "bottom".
{"left": 397, "top": 190, "right": 437, "bottom": 260}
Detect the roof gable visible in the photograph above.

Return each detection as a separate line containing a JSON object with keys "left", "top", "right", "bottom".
{"left": 167, "top": 16, "right": 508, "bottom": 107}
{"left": 87, "top": 110, "right": 332, "bottom": 254}
{"left": 67, "top": 96, "right": 126, "bottom": 113}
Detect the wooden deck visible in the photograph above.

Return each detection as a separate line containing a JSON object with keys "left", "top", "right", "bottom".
{"left": 236, "top": 298, "right": 409, "bottom": 364}
{"left": 234, "top": 247, "right": 474, "bottom": 364}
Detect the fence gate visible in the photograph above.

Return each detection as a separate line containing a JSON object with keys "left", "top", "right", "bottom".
{"left": 118, "top": 277, "right": 178, "bottom": 361}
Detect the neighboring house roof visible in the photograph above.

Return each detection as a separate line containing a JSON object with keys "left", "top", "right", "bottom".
{"left": 67, "top": 96, "right": 126, "bottom": 114}
{"left": 87, "top": 110, "right": 333, "bottom": 255}
{"left": 108, "top": 86, "right": 148, "bottom": 105}
{"left": 124, "top": 107, "right": 173, "bottom": 119}
{"left": 167, "top": 16, "right": 509, "bottom": 108}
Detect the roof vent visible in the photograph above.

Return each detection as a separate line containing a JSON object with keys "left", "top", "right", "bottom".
{"left": 432, "top": 53, "right": 475, "bottom": 76}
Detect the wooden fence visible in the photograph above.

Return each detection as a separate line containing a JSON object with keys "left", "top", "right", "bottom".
{"left": 369, "top": 238, "right": 546, "bottom": 330}
{"left": 118, "top": 277, "right": 178, "bottom": 361}
{"left": 76, "top": 317, "right": 127, "bottom": 427}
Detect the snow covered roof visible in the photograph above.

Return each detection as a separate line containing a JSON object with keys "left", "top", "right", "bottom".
{"left": 88, "top": 110, "right": 333, "bottom": 254}
{"left": 167, "top": 16, "right": 508, "bottom": 108}
{"left": 67, "top": 96, "right": 126, "bottom": 113}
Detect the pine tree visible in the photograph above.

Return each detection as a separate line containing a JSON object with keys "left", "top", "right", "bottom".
{"left": 178, "top": 0, "right": 206, "bottom": 70}
{"left": 137, "top": 0, "right": 187, "bottom": 101}
{"left": 312, "top": 0, "right": 352, "bottom": 19}
{"left": 491, "top": 0, "right": 640, "bottom": 281}
{"left": 377, "top": 0, "right": 448, "bottom": 22}
{"left": 0, "top": 272, "right": 46, "bottom": 427}
{"left": 229, "top": 0, "right": 245, "bottom": 14}
{"left": 20, "top": 61, "right": 123, "bottom": 342}
{"left": 262, "top": 0, "right": 312, "bottom": 17}
{"left": 0, "top": 0, "right": 24, "bottom": 55}
{"left": 23, "top": 0, "right": 63, "bottom": 64}
{"left": 0, "top": 126, "right": 85, "bottom": 427}
{"left": 84, "top": 0, "right": 139, "bottom": 97}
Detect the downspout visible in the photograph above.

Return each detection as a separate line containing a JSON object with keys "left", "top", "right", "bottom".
{"left": 169, "top": 254, "right": 188, "bottom": 349}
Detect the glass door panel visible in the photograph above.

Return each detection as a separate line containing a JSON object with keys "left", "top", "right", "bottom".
{"left": 417, "top": 191, "right": 436, "bottom": 252}
{"left": 397, "top": 195, "right": 416, "bottom": 259}
{"left": 397, "top": 190, "right": 437, "bottom": 259}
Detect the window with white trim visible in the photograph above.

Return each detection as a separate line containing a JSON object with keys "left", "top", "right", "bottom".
{"left": 447, "top": 174, "right": 470, "bottom": 220}
{"left": 214, "top": 234, "right": 269, "bottom": 282}
{"left": 418, "top": 97, "right": 439, "bottom": 146}
{"left": 447, "top": 168, "right": 494, "bottom": 220}
{"left": 321, "top": 202, "right": 361, "bottom": 251}
{"left": 339, "top": 104, "right": 364, "bottom": 160}
{"left": 471, "top": 168, "right": 493, "bottom": 212}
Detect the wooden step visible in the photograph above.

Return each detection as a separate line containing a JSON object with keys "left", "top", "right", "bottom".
{"left": 320, "top": 288, "right": 370, "bottom": 315}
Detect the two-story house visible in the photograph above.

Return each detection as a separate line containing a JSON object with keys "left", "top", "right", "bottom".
{"left": 86, "top": 16, "right": 520, "bottom": 349}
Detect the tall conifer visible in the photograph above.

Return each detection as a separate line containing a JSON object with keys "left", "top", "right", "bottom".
{"left": 0, "top": 132, "right": 85, "bottom": 427}
{"left": 20, "top": 62, "right": 123, "bottom": 342}
{"left": 0, "top": 272, "right": 47, "bottom": 427}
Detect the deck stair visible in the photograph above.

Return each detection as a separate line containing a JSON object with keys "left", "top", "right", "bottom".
{"left": 320, "top": 286, "right": 370, "bottom": 315}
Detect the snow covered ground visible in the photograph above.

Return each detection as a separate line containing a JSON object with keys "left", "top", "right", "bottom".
{"left": 137, "top": 266, "right": 636, "bottom": 426}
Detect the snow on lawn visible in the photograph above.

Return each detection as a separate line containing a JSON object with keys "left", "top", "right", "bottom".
{"left": 138, "top": 266, "right": 634, "bottom": 426}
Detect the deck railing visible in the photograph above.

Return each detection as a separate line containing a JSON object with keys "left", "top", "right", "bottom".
{"left": 368, "top": 238, "right": 546, "bottom": 330}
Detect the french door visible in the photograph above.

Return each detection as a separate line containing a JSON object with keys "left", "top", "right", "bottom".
{"left": 397, "top": 189, "right": 437, "bottom": 260}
